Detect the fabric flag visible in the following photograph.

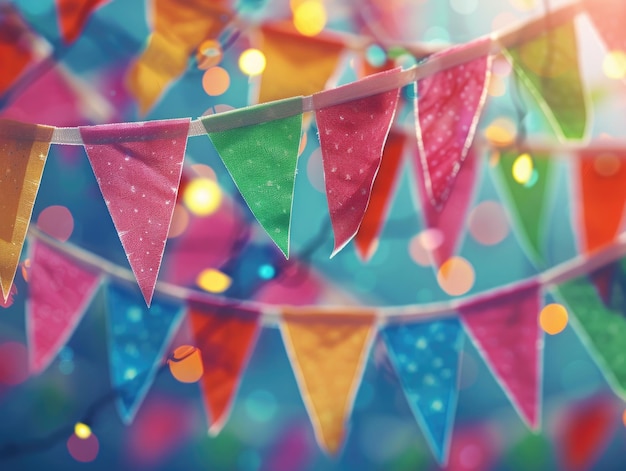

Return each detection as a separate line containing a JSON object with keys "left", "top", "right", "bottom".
{"left": 0, "top": 7, "right": 35, "bottom": 97}
{"left": 355, "top": 131, "right": 407, "bottom": 261}
{"left": 201, "top": 98, "right": 303, "bottom": 258}
{"left": 383, "top": 318, "right": 464, "bottom": 465}
{"left": 0, "top": 119, "right": 53, "bottom": 300}
{"left": 56, "top": 0, "right": 109, "bottom": 44}
{"left": 504, "top": 21, "right": 587, "bottom": 141}
{"left": 459, "top": 283, "right": 542, "bottom": 429}
{"left": 106, "top": 281, "right": 184, "bottom": 423}
{"left": 80, "top": 118, "right": 190, "bottom": 306}
{"left": 584, "top": 0, "right": 626, "bottom": 53}
{"left": 280, "top": 308, "right": 376, "bottom": 454}
{"left": 314, "top": 68, "right": 401, "bottom": 256}
{"left": 494, "top": 151, "right": 554, "bottom": 266}
{"left": 259, "top": 23, "right": 344, "bottom": 103}
{"left": 188, "top": 302, "right": 260, "bottom": 435}
{"left": 414, "top": 38, "right": 491, "bottom": 210}
{"left": 27, "top": 241, "right": 101, "bottom": 374}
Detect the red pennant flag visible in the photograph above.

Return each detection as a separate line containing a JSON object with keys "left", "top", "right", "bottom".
{"left": 459, "top": 283, "right": 542, "bottom": 429}
{"left": 354, "top": 131, "right": 406, "bottom": 261}
{"left": 80, "top": 118, "right": 190, "bottom": 306}
{"left": 27, "top": 240, "right": 100, "bottom": 374}
{"left": 584, "top": 0, "right": 626, "bottom": 53}
{"left": 314, "top": 68, "right": 401, "bottom": 256}
{"left": 415, "top": 39, "right": 491, "bottom": 210}
{"left": 0, "top": 7, "right": 36, "bottom": 97}
{"left": 189, "top": 303, "right": 260, "bottom": 434}
{"left": 56, "top": 0, "right": 109, "bottom": 44}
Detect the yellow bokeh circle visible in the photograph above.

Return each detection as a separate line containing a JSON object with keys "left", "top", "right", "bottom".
{"left": 539, "top": 303, "right": 568, "bottom": 335}
{"left": 197, "top": 268, "right": 232, "bottom": 293}
{"left": 74, "top": 422, "right": 92, "bottom": 440}
{"left": 437, "top": 257, "right": 475, "bottom": 296}
{"left": 168, "top": 345, "right": 204, "bottom": 383}
{"left": 183, "top": 178, "right": 222, "bottom": 216}
{"left": 293, "top": 0, "right": 327, "bottom": 36}
{"left": 239, "top": 48, "right": 267, "bottom": 76}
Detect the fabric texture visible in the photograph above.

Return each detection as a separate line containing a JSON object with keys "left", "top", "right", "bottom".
{"left": 56, "top": 0, "right": 109, "bottom": 44}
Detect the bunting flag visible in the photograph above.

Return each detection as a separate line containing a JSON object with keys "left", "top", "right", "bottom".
{"left": 56, "top": 0, "right": 109, "bottom": 44}
{"left": 0, "top": 119, "right": 53, "bottom": 300}
{"left": 27, "top": 241, "right": 101, "bottom": 374}
{"left": 354, "top": 131, "right": 407, "bottom": 261}
{"left": 459, "top": 283, "right": 542, "bottom": 429}
{"left": 80, "top": 118, "right": 191, "bottom": 306}
{"left": 584, "top": 0, "right": 626, "bottom": 53}
{"left": 383, "top": 318, "right": 464, "bottom": 465}
{"left": 414, "top": 38, "right": 491, "bottom": 210}
{"left": 258, "top": 23, "right": 344, "bottom": 103}
{"left": 314, "top": 69, "right": 401, "bottom": 256}
{"left": 280, "top": 308, "right": 376, "bottom": 454}
{"left": 494, "top": 151, "right": 554, "bottom": 266}
{"left": 202, "top": 98, "right": 303, "bottom": 257}
{"left": 188, "top": 302, "right": 260, "bottom": 435}
{"left": 105, "top": 281, "right": 184, "bottom": 423}
{"left": 504, "top": 21, "right": 587, "bottom": 141}
{"left": 0, "top": 7, "right": 35, "bottom": 97}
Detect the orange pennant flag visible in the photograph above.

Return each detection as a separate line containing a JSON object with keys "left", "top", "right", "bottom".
{"left": 259, "top": 23, "right": 344, "bottom": 103}
{"left": 56, "top": 0, "right": 109, "bottom": 44}
{"left": 0, "top": 120, "right": 53, "bottom": 299}
{"left": 280, "top": 307, "right": 376, "bottom": 454}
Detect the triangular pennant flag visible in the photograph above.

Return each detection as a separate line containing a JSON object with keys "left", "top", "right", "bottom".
{"left": 201, "top": 98, "right": 303, "bottom": 257}
{"left": 0, "top": 8, "right": 35, "bottom": 97}
{"left": 415, "top": 38, "right": 491, "bottom": 209}
{"left": 259, "top": 23, "right": 344, "bottom": 103}
{"left": 27, "top": 240, "right": 101, "bottom": 374}
{"left": 584, "top": 0, "right": 626, "bottom": 53}
{"left": 314, "top": 68, "right": 401, "bottom": 256}
{"left": 280, "top": 308, "right": 376, "bottom": 454}
{"left": 355, "top": 131, "right": 406, "bottom": 261}
{"left": 0, "top": 119, "right": 53, "bottom": 300}
{"left": 504, "top": 21, "right": 587, "bottom": 141}
{"left": 56, "top": 0, "right": 109, "bottom": 44}
{"left": 188, "top": 302, "right": 260, "bottom": 435}
{"left": 494, "top": 151, "right": 554, "bottom": 266}
{"left": 459, "top": 283, "right": 542, "bottom": 429}
{"left": 106, "top": 281, "right": 184, "bottom": 423}
{"left": 80, "top": 118, "right": 191, "bottom": 306}
{"left": 383, "top": 318, "right": 464, "bottom": 465}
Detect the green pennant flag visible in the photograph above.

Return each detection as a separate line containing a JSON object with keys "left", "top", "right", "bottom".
{"left": 504, "top": 21, "right": 588, "bottom": 141}
{"left": 201, "top": 98, "right": 303, "bottom": 257}
{"left": 494, "top": 151, "right": 554, "bottom": 266}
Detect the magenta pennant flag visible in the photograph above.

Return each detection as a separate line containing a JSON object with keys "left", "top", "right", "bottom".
{"left": 415, "top": 39, "right": 491, "bottom": 210}
{"left": 80, "top": 118, "right": 190, "bottom": 306}
{"left": 314, "top": 68, "right": 401, "bottom": 256}
{"left": 27, "top": 240, "right": 101, "bottom": 374}
{"left": 459, "top": 283, "right": 543, "bottom": 429}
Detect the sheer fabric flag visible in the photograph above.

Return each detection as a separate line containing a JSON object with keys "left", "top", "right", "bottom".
{"left": 106, "top": 282, "right": 184, "bottom": 423}
{"left": 504, "top": 21, "right": 587, "bottom": 141}
{"left": 189, "top": 303, "right": 260, "bottom": 435}
{"left": 0, "top": 120, "right": 53, "bottom": 300}
{"left": 355, "top": 131, "right": 406, "bottom": 261}
{"left": 27, "top": 241, "right": 101, "bottom": 374}
{"left": 281, "top": 308, "right": 376, "bottom": 454}
{"left": 80, "top": 118, "right": 191, "bottom": 306}
{"left": 383, "top": 318, "right": 464, "bottom": 465}
{"left": 459, "top": 283, "right": 542, "bottom": 429}
{"left": 584, "top": 0, "right": 626, "bottom": 53}
{"left": 56, "top": 0, "right": 109, "bottom": 44}
{"left": 202, "top": 98, "right": 303, "bottom": 257}
{"left": 314, "top": 68, "right": 401, "bottom": 256}
{"left": 414, "top": 39, "right": 491, "bottom": 210}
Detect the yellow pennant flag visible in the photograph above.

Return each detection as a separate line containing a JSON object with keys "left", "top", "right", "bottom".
{"left": 0, "top": 120, "right": 53, "bottom": 299}
{"left": 280, "top": 307, "right": 376, "bottom": 454}
{"left": 259, "top": 23, "right": 344, "bottom": 103}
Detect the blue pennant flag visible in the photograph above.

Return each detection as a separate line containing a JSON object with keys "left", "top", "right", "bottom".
{"left": 106, "top": 281, "right": 184, "bottom": 423}
{"left": 383, "top": 317, "right": 464, "bottom": 465}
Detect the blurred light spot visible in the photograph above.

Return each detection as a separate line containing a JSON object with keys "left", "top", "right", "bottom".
{"left": 488, "top": 75, "right": 506, "bottom": 97}
{"left": 437, "top": 257, "right": 475, "bottom": 296}
{"left": 258, "top": 264, "right": 276, "bottom": 280}
{"left": 512, "top": 153, "right": 533, "bottom": 184}
{"left": 59, "top": 359, "right": 74, "bottom": 375}
{"left": 306, "top": 147, "right": 326, "bottom": 193}
{"left": 450, "top": 0, "right": 477, "bottom": 15}
{"left": 245, "top": 389, "right": 277, "bottom": 422}
{"left": 484, "top": 117, "right": 516, "bottom": 146}
{"left": 492, "top": 56, "right": 512, "bottom": 77}
{"left": 0, "top": 341, "right": 29, "bottom": 385}
{"left": 593, "top": 154, "right": 621, "bottom": 177}
{"left": 510, "top": 0, "right": 537, "bottom": 10}
{"left": 202, "top": 67, "right": 230, "bottom": 96}
{"left": 168, "top": 345, "right": 203, "bottom": 383}
{"left": 423, "top": 26, "right": 450, "bottom": 45}
{"left": 365, "top": 44, "right": 387, "bottom": 67}
{"left": 298, "top": 131, "right": 308, "bottom": 156}
{"left": 196, "top": 39, "right": 223, "bottom": 70}
{"left": 183, "top": 178, "right": 222, "bottom": 216}
{"left": 603, "top": 51, "right": 626, "bottom": 79}
{"left": 59, "top": 346, "right": 73, "bottom": 361}
{"left": 74, "top": 422, "right": 92, "bottom": 440}
{"left": 420, "top": 228, "right": 443, "bottom": 251}
{"left": 197, "top": 268, "right": 231, "bottom": 293}
{"left": 239, "top": 48, "right": 266, "bottom": 76}
{"left": 524, "top": 168, "right": 539, "bottom": 188}
{"left": 489, "top": 150, "right": 500, "bottom": 167}
{"left": 168, "top": 204, "right": 190, "bottom": 239}
{"left": 37, "top": 205, "right": 74, "bottom": 242}
{"left": 67, "top": 433, "right": 99, "bottom": 462}
{"left": 409, "top": 235, "right": 431, "bottom": 266}
{"left": 293, "top": 1, "right": 326, "bottom": 36}
{"left": 191, "top": 164, "right": 217, "bottom": 180}
{"left": 460, "top": 444, "right": 483, "bottom": 469}
{"left": 21, "top": 258, "right": 31, "bottom": 283}
{"left": 468, "top": 201, "right": 509, "bottom": 246}
{"left": 395, "top": 54, "right": 418, "bottom": 69}
{"left": 540, "top": 303, "right": 568, "bottom": 335}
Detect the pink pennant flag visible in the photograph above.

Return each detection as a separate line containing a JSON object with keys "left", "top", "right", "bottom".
{"left": 80, "top": 118, "right": 190, "bottom": 306}
{"left": 314, "top": 68, "right": 401, "bottom": 256}
{"left": 459, "top": 283, "right": 542, "bottom": 429}
{"left": 415, "top": 39, "right": 491, "bottom": 210}
{"left": 584, "top": 0, "right": 626, "bottom": 53}
{"left": 27, "top": 240, "right": 100, "bottom": 374}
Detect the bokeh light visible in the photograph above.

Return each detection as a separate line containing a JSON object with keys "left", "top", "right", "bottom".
{"left": 365, "top": 44, "right": 387, "bottom": 67}
{"left": 484, "top": 117, "right": 517, "bottom": 146}
{"left": 0, "top": 341, "right": 29, "bottom": 385}
{"left": 183, "top": 178, "right": 222, "bottom": 216}
{"left": 74, "top": 422, "right": 92, "bottom": 440}
{"left": 168, "top": 345, "right": 203, "bottom": 383}
{"left": 409, "top": 234, "right": 431, "bottom": 266}
{"left": 197, "top": 268, "right": 232, "bottom": 293}
{"left": 488, "top": 75, "right": 506, "bottom": 97}
{"left": 258, "top": 264, "right": 276, "bottom": 280}
{"left": 510, "top": 0, "right": 537, "bottom": 11}
{"left": 539, "top": 303, "right": 568, "bottom": 335}
{"left": 167, "top": 204, "right": 190, "bottom": 239}
{"left": 191, "top": 164, "right": 217, "bottom": 180}
{"left": 437, "top": 257, "right": 475, "bottom": 296}
{"left": 306, "top": 147, "right": 326, "bottom": 193}
{"left": 512, "top": 153, "right": 534, "bottom": 184}
{"left": 196, "top": 39, "right": 223, "bottom": 70}
{"left": 293, "top": 0, "right": 327, "bottom": 36}
{"left": 468, "top": 201, "right": 510, "bottom": 246}
{"left": 593, "top": 153, "right": 621, "bottom": 177}
{"left": 603, "top": 51, "right": 626, "bottom": 80}
{"left": 67, "top": 432, "right": 99, "bottom": 462}
{"left": 245, "top": 389, "right": 277, "bottom": 422}
{"left": 239, "top": 48, "right": 266, "bottom": 76}
{"left": 202, "top": 66, "right": 230, "bottom": 96}
{"left": 37, "top": 205, "right": 74, "bottom": 242}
